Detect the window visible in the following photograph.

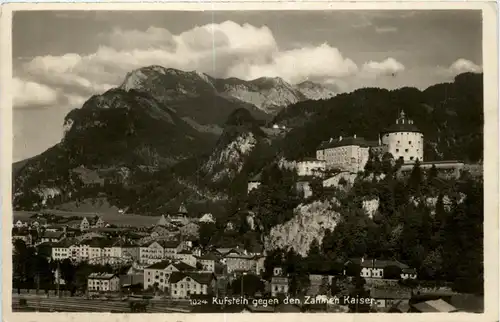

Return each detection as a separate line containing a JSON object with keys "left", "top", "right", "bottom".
{"left": 409, "top": 141, "right": 412, "bottom": 144}
{"left": 174, "top": 291, "right": 177, "bottom": 295}
{"left": 410, "top": 156, "right": 414, "bottom": 161}
{"left": 405, "top": 149, "right": 408, "bottom": 153}
{"left": 274, "top": 286, "right": 278, "bottom": 291}
{"left": 148, "top": 279, "right": 151, "bottom": 282}
{"left": 395, "top": 149, "right": 399, "bottom": 153}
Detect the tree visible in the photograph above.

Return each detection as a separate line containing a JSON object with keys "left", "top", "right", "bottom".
{"left": 231, "top": 274, "right": 265, "bottom": 297}
{"left": 318, "top": 275, "right": 330, "bottom": 295}
{"left": 60, "top": 259, "right": 76, "bottom": 289}
{"left": 408, "top": 160, "right": 423, "bottom": 195}
{"left": 198, "top": 223, "right": 217, "bottom": 249}
{"left": 306, "top": 238, "right": 324, "bottom": 273}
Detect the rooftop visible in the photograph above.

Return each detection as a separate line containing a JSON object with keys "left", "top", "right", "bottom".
{"left": 169, "top": 271, "right": 215, "bottom": 284}
{"left": 88, "top": 273, "right": 117, "bottom": 280}
{"left": 382, "top": 111, "right": 421, "bottom": 134}
{"left": 318, "top": 136, "right": 379, "bottom": 150}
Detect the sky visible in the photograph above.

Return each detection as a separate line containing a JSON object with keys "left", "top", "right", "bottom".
{"left": 12, "top": 10, "right": 483, "bottom": 162}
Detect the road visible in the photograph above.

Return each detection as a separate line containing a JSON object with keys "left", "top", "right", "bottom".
{"left": 12, "top": 294, "right": 192, "bottom": 313}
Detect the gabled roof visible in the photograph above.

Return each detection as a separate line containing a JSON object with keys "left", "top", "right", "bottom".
{"left": 88, "top": 273, "right": 117, "bottom": 280}
{"left": 156, "top": 215, "right": 169, "bottom": 227}
{"left": 169, "top": 272, "right": 215, "bottom": 285}
{"left": 347, "top": 258, "right": 409, "bottom": 269}
{"left": 198, "top": 252, "right": 218, "bottom": 261}
{"left": 146, "top": 260, "right": 196, "bottom": 271}
{"left": 41, "top": 231, "right": 65, "bottom": 239}
{"left": 158, "top": 240, "right": 181, "bottom": 249}
{"left": 318, "top": 136, "right": 377, "bottom": 150}
{"left": 81, "top": 238, "right": 114, "bottom": 248}
{"left": 52, "top": 238, "right": 77, "bottom": 248}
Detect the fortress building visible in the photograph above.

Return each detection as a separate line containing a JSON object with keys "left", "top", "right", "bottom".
{"left": 315, "top": 110, "right": 424, "bottom": 173}
{"left": 316, "top": 135, "right": 378, "bottom": 173}
{"left": 381, "top": 110, "right": 424, "bottom": 163}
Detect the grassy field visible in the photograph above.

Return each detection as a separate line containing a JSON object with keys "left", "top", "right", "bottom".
{"left": 14, "top": 208, "right": 159, "bottom": 227}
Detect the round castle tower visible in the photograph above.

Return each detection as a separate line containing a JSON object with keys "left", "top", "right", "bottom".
{"left": 381, "top": 111, "right": 424, "bottom": 163}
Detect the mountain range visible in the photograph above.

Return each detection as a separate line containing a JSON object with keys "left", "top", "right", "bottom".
{"left": 12, "top": 66, "right": 483, "bottom": 220}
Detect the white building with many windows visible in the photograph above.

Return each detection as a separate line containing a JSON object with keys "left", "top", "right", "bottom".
{"left": 87, "top": 273, "right": 120, "bottom": 292}
{"left": 143, "top": 260, "right": 196, "bottom": 291}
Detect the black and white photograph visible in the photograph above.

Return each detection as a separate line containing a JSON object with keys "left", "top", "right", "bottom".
{"left": 2, "top": 3, "right": 498, "bottom": 319}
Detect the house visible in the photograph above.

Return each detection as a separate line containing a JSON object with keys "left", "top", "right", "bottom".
{"left": 225, "top": 252, "right": 258, "bottom": 273}
{"left": 197, "top": 253, "right": 218, "bottom": 272}
{"left": 169, "top": 272, "right": 217, "bottom": 299}
{"left": 119, "top": 264, "right": 144, "bottom": 287}
{"left": 344, "top": 258, "right": 411, "bottom": 279}
{"left": 92, "top": 217, "right": 106, "bottom": 229}
{"left": 410, "top": 299, "right": 458, "bottom": 313}
{"left": 271, "top": 267, "right": 289, "bottom": 297}
{"left": 143, "top": 260, "right": 196, "bottom": 291}
{"left": 370, "top": 288, "right": 412, "bottom": 312}
{"left": 51, "top": 238, "right": 75, "bottom": 261}
{"left": 139, "top": 241, "right": 164, "bottom": 265}
{"left": 14, "top": 220, "right": 27, "bottom": 229}
{"left": 87, "top": 273, "right": 120, "bottom": 292}
{"left": 160, "top": 240, "right": 183, "bottom": 257}
{"left": 173, "top": 250, "right": 197, "bottom": 267}
{"left": 40, "top": 231, "right": 65, "bottom": 243}
{"left": 80, "top": 217, "right": 90, "bottom": 232}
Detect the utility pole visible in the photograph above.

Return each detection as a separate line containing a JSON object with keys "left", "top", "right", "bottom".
{"left": 57, "top": 261, "right": 61, "bottom": 298}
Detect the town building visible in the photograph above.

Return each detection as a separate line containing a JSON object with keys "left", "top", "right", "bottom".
{"left": 143, "top": 260, "right": 197, "bottom": 291}
{"left": 139, "top": 241, "right": 165, "bottom": 265}
{"left": 80, "top": 217, "right": 90, "bottom": 232}
{"left": 270, "top": 267, "right": 289, "bottom": 297}
{"left": 87, "top": 273, "right": 120, "bottom": 292}
{"left": 40, "top": 231, "right": 65, "bottom": 243}
{"left": 197, "top": 253, "right": 218, "bottom": 272}
{"left": 173, "top": 250, "right": 197, "bottom": 267}
{"left": 12, "top": 231, "right": 33, "bottom": 246}
{"left": 169, "top": 272, "right": 217, "bottom": 299}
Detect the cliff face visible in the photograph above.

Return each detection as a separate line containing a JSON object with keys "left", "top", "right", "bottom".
{"left": 264, "top": 199, "right": 341, "bottom": 256}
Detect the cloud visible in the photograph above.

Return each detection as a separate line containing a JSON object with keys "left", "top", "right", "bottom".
{"left": 448, "top": 58, "right": 482, "bottom": 74}
{"left": 361, "top": 57, "right": 405, "bottom": 77}
{"left": 13, "top": 77, "right": 59, "bottom": 108}
{"left": 14, "top": 20, "right": 406, "bottom": 109}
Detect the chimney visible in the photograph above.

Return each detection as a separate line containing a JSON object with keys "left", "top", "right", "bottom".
{"left": 361, "top": 256, "right": 364, "bottom": 263}
{"left": 329, "top": 137, "right": 333, "bottom": 143}
{"left": 353, "top": 134, "right": 356, "bottom": 139}
{"left": 339, "top": 136, "right": 343, "bottom": 141}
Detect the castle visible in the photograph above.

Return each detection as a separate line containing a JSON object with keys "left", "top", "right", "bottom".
{"left": 297, "top": 110, "right": 463, "bottom": 176}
